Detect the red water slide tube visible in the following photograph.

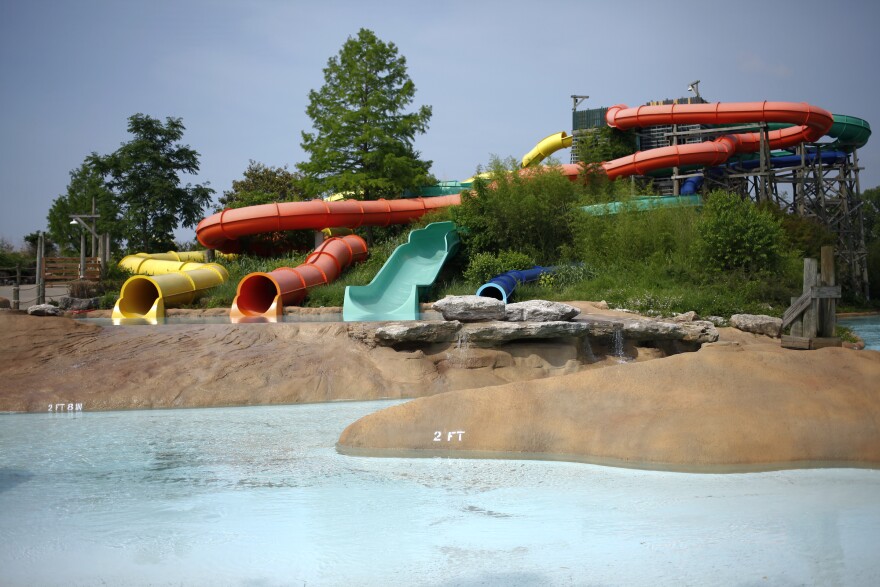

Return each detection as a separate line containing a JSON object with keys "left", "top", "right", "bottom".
{"left": 599, "top": 101, "right": 834, "bottom": 178}
{"left": 231, "top": 234, "right": 368, "bottom": 320}
{"left": 198, "top": 195, "right": 461, "bottom": 254}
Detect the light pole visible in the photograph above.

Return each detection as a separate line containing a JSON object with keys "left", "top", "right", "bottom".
{"left": 69, "top": 204, "right": 100, "bottom": 279}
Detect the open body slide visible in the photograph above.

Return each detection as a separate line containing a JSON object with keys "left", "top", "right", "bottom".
{"left": 189, "top": 100, "right": 848, "bottom": 320}
{"left": 343, "top": 221, "right": 460, "bottom": 322}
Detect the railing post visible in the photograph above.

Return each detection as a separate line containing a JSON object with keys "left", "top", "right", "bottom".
{"left": 819, "top": 246, "right": 836, "bottom": 338}
{"left": 802, "top": 258, "right": 819, "bottom": 339}
{"left": 37, "top": 234, "right": 45, "bottom": 305}
{"left": 12, "top": 264, "right": 20, "bottom": 310}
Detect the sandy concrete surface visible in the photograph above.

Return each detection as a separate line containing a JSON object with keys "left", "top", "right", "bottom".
{"left": 337, "top": 341, "right": 880, "bottom": 472}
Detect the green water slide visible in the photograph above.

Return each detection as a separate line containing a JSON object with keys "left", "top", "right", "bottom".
{"left": 343, "top": 221, "right": 460, "bottom": 322}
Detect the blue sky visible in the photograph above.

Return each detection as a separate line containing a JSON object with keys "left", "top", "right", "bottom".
{"left": 1, "top": 0, "right": 879, "bottom": 247}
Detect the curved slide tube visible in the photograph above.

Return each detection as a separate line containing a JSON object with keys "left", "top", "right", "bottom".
{"left": 476, "top": 266, "right": 557, "bottom": 304}
{"left": 112, "top": 252, "right": 229, "bottom": 322}
{"left": 600, "top": 101, "right": 834, "bottom": 179}
{"left": 521, "top": 132, "right": 573, "bottom": 168}
{"left": 343, "top": 221, "right": 460, "bottom": 322}
{"left": 232, "top": 234, "right": 368, "bottom": 321}
{"left": 197, "top": 196, "right": 460, "bottom": 254}
{"left": 196, "top": 101, "right": 837, "bottom": 256}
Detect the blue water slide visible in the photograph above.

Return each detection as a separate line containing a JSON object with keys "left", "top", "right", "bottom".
{"left": 475, "top": 266, "right": 556, "bottom": 303}
{"left": 680, "top": 175, "right": 704, "bottom": 195}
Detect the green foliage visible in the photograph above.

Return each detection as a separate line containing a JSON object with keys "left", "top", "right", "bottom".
{"left": 862, "top": 185, "right": 879, "bottom": 242}
{"left": 757, "top": 201, "right": 835, "bottom": 258}
{"left": 462, "top": 250, "right": 535, "bottom": 285}
{"left": 575, "top": 126, "right": 638, "bottom": 165}
{"left": 572, "top": 200, "right": 701, "bottom": 272}
{"left": 91, "top": 114, "right": 214, "bottom": 253}
{"left": 451, "top": 157, "right": 579, "bottom": 264}
{"left": 217, "top": 160, "right": 313, "bottom": 254}
{"left": 47, "top": 160, "right": 121, "bottom": 256}
{"left": 695, "top": 190, "right": 787, "bottom": 274}
{"left": 297, "top": 28, "right": 433, "bottom": 200}
{"left": 218, "top": 160, "right": 307, "bottom": 209}
{"left": 868, "top": 239, "right": 880, "bottom": 299}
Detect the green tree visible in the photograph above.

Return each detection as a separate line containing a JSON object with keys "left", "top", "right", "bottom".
{"left": 862, "top": 185, "right": 879, "bottom": 243}
{"left": 47, "top": 159, "right": 119, "bottom": 255}
{"left": 91, "top": 114, "right": 213, "bottom": 252}
{"left": 297, "top": 28, "right": 433, "bottom": 201}
{"left": 218, "top": 160, "right": 307, "bottom": 210}
{"left": 218, "top": 160, "right": 313, "bottom": 254}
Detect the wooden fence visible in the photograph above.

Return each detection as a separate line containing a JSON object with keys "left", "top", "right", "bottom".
{"left": 42, "top": 257, "right": 101, "bottom": 282}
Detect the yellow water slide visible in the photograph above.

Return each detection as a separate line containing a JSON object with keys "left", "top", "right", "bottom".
{"left": 520, "top": 131, "right": 573, "bottom": 168}
{"left": 112, "top": 251, "right": 229, "bottom": 321}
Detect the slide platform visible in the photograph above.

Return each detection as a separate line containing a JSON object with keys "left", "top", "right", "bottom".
{"left": 343, "top": 221, "right": 460, "bottom": 322}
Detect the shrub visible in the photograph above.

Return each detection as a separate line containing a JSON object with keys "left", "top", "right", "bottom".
{"left": 462, "top": 250, "right": 535, "bottom": 285}
{"left": 695, "top": 190, "right": 787, "bottom": 274}
{"left": 451, "top": 157, "right": 579, "bottom": 264}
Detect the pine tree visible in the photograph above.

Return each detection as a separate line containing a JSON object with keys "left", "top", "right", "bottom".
{"left": 298, "top": 28, "right": 433, "bottom": 200}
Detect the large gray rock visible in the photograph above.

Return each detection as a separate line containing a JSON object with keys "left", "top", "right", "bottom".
{"left": 730, "top": 314, "right": 782, "bottom": 338}
{"left": 433, "top": 295, "right": 506, "bottom": 322}
{"left": 27, "top": 304, "right": 64, "bottom": 317}
{"left": 462, "top": 320, "right": 589, "bottom": 344}
{"left": 58, "top": 295, "right": 101, "bottom": 311}
{"left": 0, "top": 296, "right": 10, "bottom": 309}
{"left": 678, "top": 320, "right": 720, "bottom": 344}
{"left": 505, "top": 300, "right": 580, "bottom": 322}
{"left": 672, "top": 311, "right": 698, "bottom": 323}
{"left": 579, "top": 316, "right": 718, "bottom": 344}
{"left": 374, "top": 321, "right": 462, "bottom": 346}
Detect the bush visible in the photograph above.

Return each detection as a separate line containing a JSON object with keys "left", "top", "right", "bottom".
{"left": 462, "top": 250, "right": 535, "bottom": 285}
{"left": 451, "top": 157, "right": 579, "bottom": 264}
{"left": 695, "top": 190, "right": 787, "bottom": 274}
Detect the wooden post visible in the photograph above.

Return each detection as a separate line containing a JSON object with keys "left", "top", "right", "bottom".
{"left": 12, "top": 264, "right": 20, "bottom": 310}
{"left": 37, "top": 234, "right": 45, "bottom": 305}
{"left": 802, "top": 258, "right": 819, "bottom": 339}
{"left": 819, "top": 246, "right": 836, "bottom": 337}
{"left": 789, "top": 296, "right": 803, "bottom": 337}
{"left": 79, "top": 232, "right": 86, "bottom": 280}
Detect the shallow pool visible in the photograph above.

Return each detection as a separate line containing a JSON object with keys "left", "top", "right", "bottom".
{"left": 1, "top": 401, "right": 879, "bottom": 586}
{"left": 839, "top": 314, "right": 880, "bottom": 351}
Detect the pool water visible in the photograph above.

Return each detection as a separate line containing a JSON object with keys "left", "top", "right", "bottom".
{"left": 1, "top": 401, "right": 879, "bottom": 586}
{"left": 839, "top": 314, "right": 880, "bottom": 350}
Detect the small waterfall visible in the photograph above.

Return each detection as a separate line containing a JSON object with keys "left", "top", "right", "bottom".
{"left": 581, "top": 336, "right": 596, "bottom": 363}
{"left": 612, "top": 324, "right": 629, "bottom": 363}
{"left": 446, "top": 331, "right": 471, "bottom": 368}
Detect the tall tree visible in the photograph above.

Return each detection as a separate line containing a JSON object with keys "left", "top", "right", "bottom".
{"left": 91, "top": 114, "right": 213, "bottom": 252}
{"left": 47, "top": 159, "right": 119, "bottom": 255}
{"left": 218, "top": 161, "right": 313, "bottom": 253}
{"left": 297, "top": 28, "right": 433, "bottom": 200}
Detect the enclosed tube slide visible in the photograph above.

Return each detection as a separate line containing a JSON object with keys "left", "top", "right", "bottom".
{"left": 231, "top": 234, "right": 368, "bottom": 321}
{"left": 520, "top": 132, "right": 573, "bottom": 168}
{"left": 112, "top": 252, "right": 229, "bottom": 322}
{"left": 195, "top": 101, "right": 835, "bottom": 256}
{"left": 600, "top": 101, "right": 834, "bottom": 178}
{"left": 475, "top": 266, "right": 556, "bottom": 304}
{"left": 197, "top": 196, "right": 460, "bottom": 254}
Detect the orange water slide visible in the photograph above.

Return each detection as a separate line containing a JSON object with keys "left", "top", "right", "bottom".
{"left": 599, "top": 101, "right": 834, "bottom": 178}
{"left": 197, "top": 195, "right": 461, "bottom": 254}
{"left": 196, "top": 101, "right": 834, "bottom": 254}
{"left": 231, "top": 234, "right": 368, "bottom": 320}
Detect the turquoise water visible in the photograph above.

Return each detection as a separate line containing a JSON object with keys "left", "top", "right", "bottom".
{"left": 839, "top": 314, "right": 880, "bottom": 350}
{"left": 1, "top": 401, "right": 879, "bottom": 586}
